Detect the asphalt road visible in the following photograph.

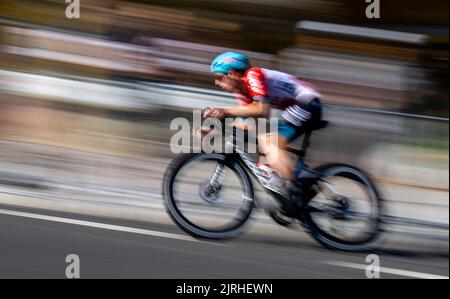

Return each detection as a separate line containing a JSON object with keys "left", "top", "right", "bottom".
{"left": 0, "top": 140, "right": 448, "bottom": 279}
{"left": 0, "top": 205, "right": 447, "bottom": 279}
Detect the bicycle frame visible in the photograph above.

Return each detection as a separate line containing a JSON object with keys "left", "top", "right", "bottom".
{"left": 204, "top": 122, "right": 325, "bottom": 200}
{"left": 206, "top": 139, "right": 285, "bottom": 196}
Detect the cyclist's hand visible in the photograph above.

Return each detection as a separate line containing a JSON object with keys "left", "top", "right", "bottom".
{"left": 204, "top": 108, "right": 226, "bottom": 119}
{"left": 202, "top": 107, "right": 211, "bottom": 118}
{"left": 193, "top": 126, "right": 210, "bottom": 139}
{"left": 203, "top": 108, "right": 215, "bottom": 118}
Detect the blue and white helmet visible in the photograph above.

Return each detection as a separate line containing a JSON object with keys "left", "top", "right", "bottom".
{"left": 210, "top": 52, "right": 251, "bottom": 74}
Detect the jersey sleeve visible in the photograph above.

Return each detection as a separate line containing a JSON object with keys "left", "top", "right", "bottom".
{"left": 244, "top": 68, "right": 271, "bottom": 103}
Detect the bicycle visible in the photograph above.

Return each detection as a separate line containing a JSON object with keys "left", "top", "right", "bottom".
{"left": 162, "top": 118, "right": 383, "bottom": 251}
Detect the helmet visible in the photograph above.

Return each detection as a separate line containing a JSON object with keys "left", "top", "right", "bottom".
{"left": 210, "top": 52, "right": 251, "bottom": 74}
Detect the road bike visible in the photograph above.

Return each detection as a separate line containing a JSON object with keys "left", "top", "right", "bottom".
{"left": 162, "top": 118, "right": 383, "bottom": 251}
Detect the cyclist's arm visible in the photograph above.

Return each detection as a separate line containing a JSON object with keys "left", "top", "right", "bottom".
{"left": 224, "top": 101, "right": 269, "bottom": 118}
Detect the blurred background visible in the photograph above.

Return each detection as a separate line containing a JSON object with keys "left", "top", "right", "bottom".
{"left": 0, "top": 0, "right": 448, "bottom": 258}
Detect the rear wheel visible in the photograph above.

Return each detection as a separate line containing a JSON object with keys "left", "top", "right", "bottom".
{"left": 301, "top": 163, "right": 383, "bottom": 251}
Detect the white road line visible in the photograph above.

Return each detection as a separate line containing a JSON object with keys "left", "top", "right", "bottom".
{"left": 0, "top": 208, "right": 199, "bottom": 243}
{"left": 323, "top": 261, "right": 449, "bottom": 279}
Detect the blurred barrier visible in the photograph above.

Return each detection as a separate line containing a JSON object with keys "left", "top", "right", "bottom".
{"left": 0, "top": 70, "right": 448, "bottom": 192}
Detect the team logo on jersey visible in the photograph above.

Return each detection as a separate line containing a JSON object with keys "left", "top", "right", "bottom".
{"left": 274, "top": 81, "right": 295, "bottom": 95}
{"left": 247, "top": 71, "right": 265, "bottom": 95}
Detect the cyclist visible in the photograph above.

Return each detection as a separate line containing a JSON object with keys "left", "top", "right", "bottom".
{"left": 204, "top": 51, "right": 323, "bottom": 205}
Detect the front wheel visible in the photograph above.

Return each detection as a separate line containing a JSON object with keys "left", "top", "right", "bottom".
{"left": 162, "top": 153, "right": 254, "bottom": 239}
{"left": 301, "top": 163, "right": 383, "bottom": 251}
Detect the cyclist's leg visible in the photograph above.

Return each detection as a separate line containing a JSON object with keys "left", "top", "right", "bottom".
{"left": 277, "top": 99, "right": 322, "bottom": 180}
{"left": 258, "top": 132, "right": 293, "bottom": 181}
{"left": 258, "top": 99, "right": 322, "bottom": 181}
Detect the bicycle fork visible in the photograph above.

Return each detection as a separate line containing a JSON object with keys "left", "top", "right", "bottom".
{"left": 207, "top": 163, "right": 226, "bottom": 193}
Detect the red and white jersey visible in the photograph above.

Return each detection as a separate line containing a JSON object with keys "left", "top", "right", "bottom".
{"left": 239, "top": 67, "right": 321, "bottom": 109}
